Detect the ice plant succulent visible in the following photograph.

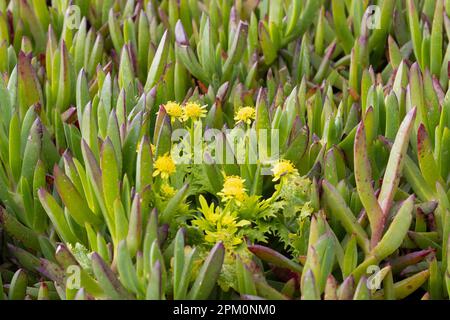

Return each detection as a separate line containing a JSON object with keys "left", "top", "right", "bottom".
{"left": 1, "top": 0, "right": 450, "bottom": 302}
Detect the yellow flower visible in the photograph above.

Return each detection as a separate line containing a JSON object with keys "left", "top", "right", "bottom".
{"left": 203, "top": 212, "right": 251, "bottom": 246}
{"left": 272, "top": 159, "right": 299, "bottom": 181}
{"left": 217, "top": 175, "right": 247, "bottom": 202}
{"left": 153, "top": 153, "right": 176, "bottom": 179}
{"left": 160, "top": 183, "right": 176, "bottom": 198}
{"left": 182, "top": 102, "right": 207, "bottom": 122}
{"left": 234, "top": 106, "right": 256, "bottom": 125}
{"left": 164, "top": 101, "right": 183, "bottom": 121}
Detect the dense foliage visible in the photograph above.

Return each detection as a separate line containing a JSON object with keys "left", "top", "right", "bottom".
{"left": 0, "top": 0, "right": 450, "bottom": 300}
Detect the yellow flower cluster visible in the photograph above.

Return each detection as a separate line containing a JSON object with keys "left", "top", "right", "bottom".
{"left": 163, "top": 101, "right": 207, "bottom": 122}
{"left": 272, "top": 159, "right": 299, "bottom": 181}
{"left": 153, "top": 153, "right": 176, "bottom": 179}
{"left": 160, "top": 183, "right": 176, "bottom": 198}
{"left": 234, "top": 106, "right": 256, "bottom": 125}
{"left": 217, "top": 175, "right": 247, "bottom": 202}
{"left": 182, "top": 102, "right": 207, "bottom": 122}
{"left": 164, "top": 101, "right": 183, "bottom": 120}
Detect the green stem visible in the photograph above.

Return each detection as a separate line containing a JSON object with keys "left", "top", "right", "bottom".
{"left": 268, "top": 179, "right": 284, "bottom": 204}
